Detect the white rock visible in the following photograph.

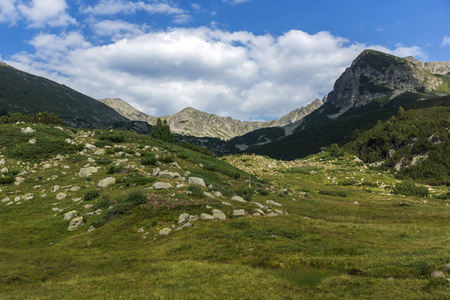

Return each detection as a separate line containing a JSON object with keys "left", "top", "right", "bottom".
{"left": 430, "top": 271, "right": 446, "bottom": 278}
{"left": 2, "top": 197, "right": 10, "bottom": 203}
{"left": 63, "top": 210, "right": 78, "bottom": 220}
{"left": 203, "top": 192, "right": 215, "bottom": 198}
{"left": 84, "top": 204, "right": 94, "bottom": 209}
{"left": 154, "top": 182, "right": 172, "bottom": 190}
{"left": 212, "top": 209, "right": 226, "bottom": 221}
{"left": 274, "top": 209, "right": 284, "bottom": 215}
{"left": 79, "top": 167, "right": 98, "bottom": 178}
{"left": 0, "top": 158, "right": 5, "bottom": 165}
{"left": 28, "top": 138, "right": 36, "bottom": 144}
{"left": 137, "top": 228, "right": 145, "bottom": 233}
{"left": 70, "top": 186, "right": 80, "bottom": 192}
{"left": 178, "top": 213, "right": 190, "bottom": 224}
{"left": 221, "top": 202, "right": 232, "bottom": 206}
{"left": 151, "top": 168, "right": 160, "bottom": 177}
{"left": 67, "top": 216, "right": 84, "bottom": 232}
{"left": 176, "top": 222, "right": 192, "bottom": 230}
{"left": 233, "top": 209, "right": 245, "bottom": 217}
{"left": 232, "top": 196, "right": 246, "bottom": 203}
{"left": 266, "top": 212, "right": 278, "bottom": 217}
{"left": 84, "top": 143, "right": 96, "bottom": 150}
{"left": 200, "top": 213, "right": 214, "bottom": 220}
{"left": 212, "top": 191, "right": 224, "bottom": 198}
{"left": 21, "top": 127, "right": 35, "bottom": 133}
{"left": 158, "top": 171, "right": 180, "bottom": 179}
{"left": 98, "top": 177, "right": 116, "bottom": 188}
{"left": 188, "top": 177, "right": 206, "bottom": 187}
{"left": 94, "top": 149, "right": 106, "bottom": 155}
{"left": 51, "top": 185, "right": 60, "bottom": 192}
{"left": 56, "top": 193, "right": 67, "bottom": 200}
{"left": 159, "top": 228, "right": 172, "bottom": 236}
{"left": 176, "top": 183, "right": 186, "bottom": 188}
{"left": 266, "top": 200, "right": 283, "bottom": 207}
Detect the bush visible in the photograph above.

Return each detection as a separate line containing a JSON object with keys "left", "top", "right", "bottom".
{"left": 287, "top": 166, "right": 323, "bottom": 174}
{"left": 338, "top": 179, "right": 357, "bottom": 186}
{"left": 95, "top": 158, "right": 112, "bottom": 165}
{"left": 140, "top": 153, "right": 158, "bottom": 166}
{"left": 126, "top": 191, "right": 147, "bottom": 205}
{"left": 151, "top": 118, "right": 175, "bottom": 143}
{"left": 100, "top": 133, "right": 125, "bottom": 143}
{"left": 0, "top": 175, "right": 15, "bottom": 184}
{"left": 394, "top": 181, "right": 429, "bottom": 197}
{"left": 107, "top": 164, "right": 124, "bottom": 174}
{"left": 94, "top": 140, "right": 114, "bottom": 148}
{"left": 159, "top": 154, "right": 175, "bottom": 163}
{"left": 84, "top": 190, "right": 100, "bottom": 201}
{"left": 178, "top": 142, "right": 214, "bottom": 157}
{"left": 328, "top": 143, "right": 345, "bottom": 157}
{"left": 188, "top": 185, "right": 205, "bottom": 198}
{"left": 120, "top": 174, "right": 157, "bottom": 186}
{"left": 93, "top": 196, "right": 112, "bottom": 210}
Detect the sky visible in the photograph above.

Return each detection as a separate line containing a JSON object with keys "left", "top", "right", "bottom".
{"left": 1, "top": 0, "right": 450, "bottom": 121}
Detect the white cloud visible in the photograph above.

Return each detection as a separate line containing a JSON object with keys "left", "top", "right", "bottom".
{"left": 81, "top": 0, "right": 184, "bottom": 16}
{"left": 17, "top": 0, "right": 75, "bottom": 27}
{"left": 91, "top": 20, "right": 148, "bottom": 40}
{"left": 6, "top": 27, "right": 426, "bottom": 121}
{"left": 441, "top": 36, "right": 450, "bottom": 46}
{"left": 223, "top": 0, "right": 251, "bottom": 4}
{"left": 0, "top": 0, "right": 20, "bottom": 25}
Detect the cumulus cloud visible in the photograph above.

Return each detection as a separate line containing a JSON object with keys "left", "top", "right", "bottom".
{"left": 441, "top": 36, "right": 450, "bottom": 46}
{"left": 17, "top": 0, "right": 75, "bottom": 27}
{"left": 0, "top": 0, "right": 20, "bottom": 25}
{"left": 223, "top": 0, "right": 251, "bottom": 4}
{"left": 81, "top": 0, "right": 184, "bottom": 16}
{"left": 91, "top": 20, "right": 148, "bottom": 40}
{"left": 6, "top": 27, "right": 426, "bottom": 121}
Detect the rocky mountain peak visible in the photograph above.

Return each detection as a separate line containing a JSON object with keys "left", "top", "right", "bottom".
{"left": 326, "top": 50, "right": 447, "bottom": 109}
{"left": 404, "top": 56, "right": 450, "bottom": 75}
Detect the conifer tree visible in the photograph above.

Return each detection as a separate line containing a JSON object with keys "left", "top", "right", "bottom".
{"left": 151, "top": 118, "right": 175, "bottom": 143}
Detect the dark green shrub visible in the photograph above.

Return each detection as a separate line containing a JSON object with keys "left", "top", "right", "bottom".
{"left": 393, "top": 181, "right": 429, "bottom": 197}
{"left": 95, "top": 158, "right": 112, "bottom": 165}
{"left": 100, "top": 133, "right": 125, "bottom": 143}
{"left": 0, "top": 175, "right": 15, "bottom": 184}
{"left": 435, "top": 191, "right": 450, "bottom": 200}
{"left": 159, "top": 154, "right": 175, "bottom": 163}
{"left": 287, "top": 166, "right": 323, "bottom": 174}
{"left": 328, "top": 143, "right": 345, "bottom": 157}
{"left": 84, "top": 190, "right": 100, "bottom": 201}
{"left": 126, "top": 191, "right": 147, "bottom": 205}
{"left": 338, "top": 179, "right": 357, "bottom": 186}
{"left": 257, "top": 189, "right": 269, "bottom": 196}
{"left": 93, "top": 196, "right": 112, "bottom": 210}
{"left": 121, "top": 174, "right": 157, "bottom": 186}
{"left": 188, "top": 185, "right": 205, "bottom": 198}
{"left": 114, "top": 146, "right": 125, "bottom": 152}
{"left": 94, "top": 140, "right": 114, "bottom": 148}
{"left": 140, "top": 154, "right": 158, "bottom": 166}
{"left": 107, "top": 164, "right": 124, "bottom": 174}
{"left": 151, "top": 118, "right": 175, "bottom": 143}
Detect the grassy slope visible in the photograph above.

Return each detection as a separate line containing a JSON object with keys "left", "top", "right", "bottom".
{"left": 0, "top": 124, "right": 449, "bottom": 299}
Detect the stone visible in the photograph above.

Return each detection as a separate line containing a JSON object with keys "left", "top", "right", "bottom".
{"left": 203, "top": 192, "right": 215, "bottom": 198}
{"left": 444, "top": 264, "right": 450, "bottom": 273}
{"left": 159, "top": 228, "right": 172, "bottom": 236}
{"left": 70, "top": 186, "right": 80, "bottom": 192}
{"left": 28, "top": 138, "right": 36, "bottom": 144}
{"left": 212, "top": 209, "right": 226, "bottom": 221}
{"left": 151, "top": 168, "right": 160, "bottom": 177}
{"left": 84, "top": 143, "right": 96, "bottom": 150}
{"left": 88, "top": 157, "right": 95, "bottom": 163}
{"left": 274, "top": 209, "right": 284, "bottom": 215}
{"left": 212, "top": 191, "right": 224, "bottom": 198}
{"left": 79, "top": 167, "right": 98, "bottom": 177}
{"left": 88, "top": 226, "right": 95, "bottom": 232}
{"left": 63, "top": 210, "right": 78, "bottom": 220}
{"left": 51, "top": 185, "right": 60, "bottom": 192}
{"left": 233, "top": 209, "right": 245, "bottom": 217}
{"left": 266, "top": 200, "right": 283, "bottom": 207}
{"left": 200, "top": 213, "right": 214, "bottom": 220}
{"left": 98, "top": 177, "right": 116, "bottom": 188}
{"left": 2, "top": 197, "right": 10, "bottom": 203}
{"left": 21, "top": 127, "right": 35, "bottom": 133}
{"left": 178, "top": 213, "right": 190, "bottom": 224}
{"left": 176, "top": 222, "right": 192, "bottom": 230}
{"left": 170, "top": 162, "right": 180, "bottom": 168}
{"left": 188, "top": 215, "right": 198, "bottom": 222}
{"left": 0, "top": 167, "right": 7, "bottom": 173}
{"left": 189, "top": 177, "right": 206, "bottom": 187}
{"left": 176, "top": 183, "right": 186, "bottom": 188}
{"left": 231, "top": 196, "right": 246, "bottom": 203}
{"left": 254, "top": 208, "right": 265, "bottom": 215}
{"left": 0, "top": 158, "right": 4, "bottom": 165}
{"left": 266, "top": 212, "right": 278, "bottom": 217}
{"left": 430, "top": 271, "right": 446, "bottom": 278}
{"left": 137, "top": 228, "right": 145, "bottom": 233}
{"left": 353, "top": 201, "right": 359, "bottom": 205}
{"left": 94, "top": 149, "right": 106, "bottom": 155}
{"left": 56, "top": 193, "right": 67, "bottom": 200}
{"left": 154, "top": 182, "right": 172, "bottom": 190}
{"left": 158, "top": 171, "right": 180, "bottom": 179}
{"left": 67, "top": 216, "right": 85, "bottom": 232}
{"left": 221, "top": 201, "right": 232, "bottom": 206}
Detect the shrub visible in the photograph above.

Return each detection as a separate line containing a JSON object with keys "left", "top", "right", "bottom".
{"left": 140, "top": 153, "right": 158, "bottom": 166}
{"left": 328, "top": 143, "right": 345, "bottom": 157}
{"left": 151, "top": 118, "right": 175, "bottom": 143}
{"left": 159, "top": 154, "right": 175, "bottom": 163}
{"left": 120, "top": 174, "right": 157, "bottom": 186}
{"left": 188, "top": 185, "right": 205, "bottom": 198}
{"left": 84, "top": 190, "right": 100, "bottom": 201}
{"left": 393, "top": 181, "right": 429, "bottom": 197}
{"left": 107, "top": 164, "right": 124, "bottom": 174}
{"left": 287, "top": 166, "right": 323, "bottom": 174}
{"left": 93, "top": 196, "right": 112, "bottom": 210}
{"left": 338, "top": 179, "right": 357, "bottom": 186}
{"left": 94, "top": 140, "right": 114, "bottom": 148}
{"left": 257, "top": 189, "right": 269, "bottom": 196}
{"left": 100, "top": 133, "right": 125, "bottom": 143}
{"left": 0, "top": 175, "right": 15, "bottom": 184}
{"left": 95, "top": 158, "right": 112, "bottom": 165}
{"left": 178, "top": 142, "right": 214, "bottom": 157}
{"left": 126, "top": 191, "right": 147, "bottom": 205}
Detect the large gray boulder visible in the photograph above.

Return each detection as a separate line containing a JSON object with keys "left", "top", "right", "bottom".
{"left": 189, "top": 177, "right": 206, "bottom": 187}
{"left": 67, "top": 216, "right": 84, "bottom": 232}
{"left": 79, "top": 167, "right": 98, "bottom": 177}
{"left": 158, "top": 171, "right": 180, "bottom": 179}
{"left": 200, "top": 213, "right": 214, "bottom": 220}
{"left": 63, "top": 210, "right": 78, "bottom": 220}
{"left": 154, "top": 182, "right": 172, "bottom": 190}
{"left": 98, "top": 177, "right": 116, "bottom": 188}
{"left": 212, "top": 209, "right": 226, "bottom": 221}
{"left": 231, "top": 196, "right": 246, "bottom": 203}
{"left": 233, "top": 209, "right": 245, "bottom": 217}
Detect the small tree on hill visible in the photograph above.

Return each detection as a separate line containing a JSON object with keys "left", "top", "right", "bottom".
{"left": 151, "top": 118, "right": 175, "bottom": 143}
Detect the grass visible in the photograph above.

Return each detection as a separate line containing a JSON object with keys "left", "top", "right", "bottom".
{"left": 0, "top": 124, "right": 449, "bottom": 299}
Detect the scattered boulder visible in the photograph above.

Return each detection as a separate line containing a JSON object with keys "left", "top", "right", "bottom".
{"left": 84, "top": 143, "right": 96, "bottom": 150}
{"left": 430, "top": 271, "right": 446, "bottom": 278}
{"left": 79, "top": 167, "right": 98, "bottom": 177}
{"left": 189, "top": 177, "right": 206, "bottom": 187}
{"left": 203, "top": 192, "right": 215, "bottom": 198}
{"left": 70, "top": 186, "right": 80, "bottom": 192}
{"left": 94, "top": 149, "right": 106, "bottom": 155}
{"left": 178, "top": 213, "right": 190, "bottom": 224}
{"left": 170, "top": 162, "right": 180, "bottom": 169}
{"left": 444, "top": 264, "right": 450, "bottom": 273}
{"left": 51, "top": 185, "right": 60, "bottom": 192}
{"left": 21, "top": 127, "right": 35, "bottom": 133}
{"left": 200, "top": 213, "right": 214, "bottom": 220}
{"left": 151, "top": 168, "right": 160, "bottom": 177}
{"left": 266, "top": 200, "right": 282, "bottom": 207}
{"left": 63, "top": 210, "right": 78, "bottom": 220}
{"left": 212, "top": 209, "right": 226, "bottom": 221}
{"left": 266, "top": 212, "right": 278, "bottom": 217}
{"left": 176, "top": 222, "right": 192, "bottom": 230}
{"left": 158, "top": 171, "right": 180, "bottom": 179}
{"left": 176, "top": 183, "right": 186, "bottom": 188}
{"left": 0, "top": 158, "right": 5, "bottom": 165}
{"left": 274, "top": 209, "right": 284, "bottom": 215}
{"left": 98, "top": 177, "right": 116, "bottom": 188}
{"left": 154, "top": 182, "right": 172, "bottom": 190}
{"left": 233, "top": 209, "right": 245, "bottom": 217}
{"left": 67, "top": 216, "right": 85, "bottom": 232}
{"left": 231, "top": 196, "right": 246, "bottom": 203}
{"left": 56, "top": 193, "right": 67, "bottom": 200}
{"left": 222, "top": 201, "right": 232, "bottom": 206}
{"left": 212, "top": 191, "right": 224, "bottom": 198}
{"left": 29, "top": 138, "right": 36, "bottom": 144}
{"left": 159, "top": 228, "right": 172, "bottom": 236}
{"left": 254, "top": 208, "right": 265, "bottom": 215}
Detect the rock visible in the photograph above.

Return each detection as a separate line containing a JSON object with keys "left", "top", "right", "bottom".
{"left": 84, "top": 143, "right": 96, "bottom": 150}
{"left": 254, "top": 208, "right": 265, "bottom": 215}
{"left": 1, "top": 167, "right": 8, "bottom": 173}
{"left": 63, "top": 210, "right": 78, "bottom": 220}
{"left": 51, "top": 185, "right": 60, "bottom": 192}
{"left": 79, "top": 167, "right": 98, "bottom": 177}
{"left": 84, "top": 204, "right": 94, "bottom": 209}
{"left": 94, "top": 149, "right": 106, "bottom": 155}
{"left": 444, "top": 264, "right": 450, "bottom": 273}
{"left": 28, "top": 138, "right": 36, "bottom": 144}
{"left": 253, "top": 202, "right": 268, "bottom": 210}
{"left": 176, "top": 183, "right": 186, "bottom": 188}
{"left": 266, "top": 212, "right": 278, "bottom": 217}
{"left": 231, "top": 196, "right": 246, "bottom": 203}
{"left": 430, "top": 271, "right": 446, "bottom": 278}
{"left": 177, "top": 222, "right": 192, "bottom": 230}
{"left": 188, "top": 215, "right": 198, "bottom": 222}
{"left": 151, "top": 168, "right": 160, "bottom": 177}
{"left": 154, "top": 182, "right": 172, "bottom": 190}
{"left": 56, "top": 193, "right": 67, "bottom": 200}
{"left": 266, "top": 200, "right": 282, "bottom": 207}
{"left": 170, "top": 162, "right": 180, "bottom": 169}
{"left": 88, "top": 226, "right": 95, "bottom": 232}
{"left": 88, "top": 157, "right": 95, "bottom": 163}
{"left": 274, "top": 209, "right": 284, "bottom": 215}
{"left": 212, "top": 191, "right": 224, "bottom": 198}
{"left": 158, "top": 171, "right": 180, "bottom": 179}
{"left": 212, "top": 209, "right": 226, "bottom": 221}
{"left": 137, "top": 228, "right": 145, "bottom": 233}
{"left": 70, "top": 186, "right": 80, "bottom": 192}
{"left": 159, "top": 228, "right": 172, "bottom": 236}
{"left": 0, "top": 158, "right": 4, "bottom": 165}
{"left": 67, "top": 216, "right": 85, "bottom": 232}
{"left": 203, "top": 192, "right": 215, "bottom": 198}
{"left": 2, "top": 197, "right": 10, "bottom": 203}
{"left": 353, "top": 201, "right": 359, "bottom": 205}
{"left": 233, "top": 209, "right": 245, "bottom": 217}
{"left": 189, "top": 177, "right": 206, "bottom": 187}
{"left": 200, "top": 213, "right": 214, "bottom": 220}
{"left": 21, "top": 127, "right": 35, "bottom": 133}
{"left": 178, "top": 213, "right": 190, "bottom": 224}
{"left": 98, "top": 177, "right": 116, "bottom": 188}
{"left": 221, "top": 202, "right": 232, "bottom": 206}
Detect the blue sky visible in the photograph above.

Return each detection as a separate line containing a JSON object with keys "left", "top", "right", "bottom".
{"left": 1, "top": 0, "right": 449, "bottom": 121}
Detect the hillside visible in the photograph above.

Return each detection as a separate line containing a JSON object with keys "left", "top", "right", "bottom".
{"left": 1, "top": 121, "right": 449, "bottom": 298}
{"left": 240, "top": 50, "right": 450, "bottom": 160}
{"left": 100, "top": 98, "right": 323, "bottom": 140}
{"left": 0, "top": 63, "right": 150, "bottom": 133}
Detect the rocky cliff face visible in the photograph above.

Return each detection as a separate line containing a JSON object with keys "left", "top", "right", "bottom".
{"left": 99, "top": 98, "right": 323, "bottom": 140}
{"left": 404, "top": 56, "right": 450, "bottom": 75}
{"left": 326, "top": 50, "right": 447, "bottom": 110}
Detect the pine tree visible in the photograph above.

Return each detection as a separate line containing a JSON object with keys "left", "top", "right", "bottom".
{"left": 151, "top": 118, "right": 175, "bottom": 143}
